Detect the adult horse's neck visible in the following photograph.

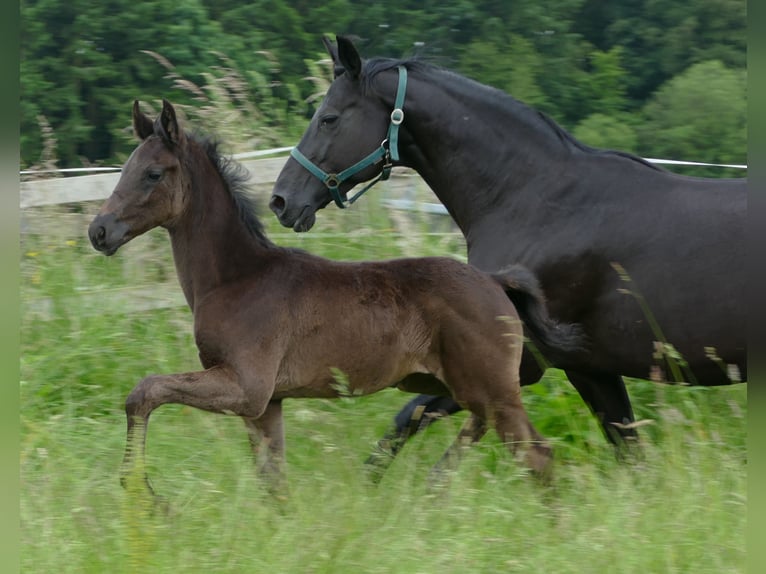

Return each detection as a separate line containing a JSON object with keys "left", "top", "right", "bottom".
{"left": 375, "top": 64, "right": 573, "bottom": 236}
{"left": 167, "top": 145, "right": 274, "bottom": 310}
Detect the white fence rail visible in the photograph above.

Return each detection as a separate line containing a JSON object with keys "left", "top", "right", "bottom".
{"left": 20, "top": 156, "right": 292, "bottom": 209}
{"left": 20, "top": 151, "right": 746, "bottom": 321}
{"left": 20, "top": 150, "right": 746, "bottom": 210}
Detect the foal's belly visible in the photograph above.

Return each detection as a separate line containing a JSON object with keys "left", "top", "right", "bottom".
{"left": 272, "top": 340, "right": 430, "bottom": 400}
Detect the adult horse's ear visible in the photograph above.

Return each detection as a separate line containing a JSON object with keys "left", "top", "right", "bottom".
{"left": 322, "top": 35, "right": 345, "bottom": 78}
{"left": 155, "top": 99, "right": 186, "bottom": 147}
{"left": 132, "top": 100, "right": 154, "bottom": 141}
{"left": 336, "top": 35, "right": 361, "bottom": 80}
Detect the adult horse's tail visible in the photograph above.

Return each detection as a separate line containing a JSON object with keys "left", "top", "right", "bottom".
{"left": 491, "top": 265, "right": 584, "bottom": 357}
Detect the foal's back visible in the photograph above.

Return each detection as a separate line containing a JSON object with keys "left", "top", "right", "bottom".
{"left": 193, "top": 250, "right": 521, "bottom": 399}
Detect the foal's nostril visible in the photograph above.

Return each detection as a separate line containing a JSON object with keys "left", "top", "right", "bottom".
{"left": 88, "top": 224, "right": 107, "bottom": 249}
{"left": 269, "top": 194, "right": 286, "bottom": 216}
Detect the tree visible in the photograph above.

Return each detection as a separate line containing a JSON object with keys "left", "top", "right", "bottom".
{"left": 20, "top": 0, "right": 747, "bottom": 171}
{"left": 591, "top": 0, "right": 746, "bottom": 103}
{"left": 636, "top": 60, "right": 746, "bottom": 177}
{"left": 573, "top": 113, "right": 638, "bottom": 152}
{"left": 21, "top": 0, "right": 244, "bottom": 167}
{"left": 458, "top": 27, "right": 549, "bottom": 110}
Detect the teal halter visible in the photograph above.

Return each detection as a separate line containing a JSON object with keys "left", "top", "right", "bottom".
{"left": 290, "top": 65, "right": 408, "bottom": 209}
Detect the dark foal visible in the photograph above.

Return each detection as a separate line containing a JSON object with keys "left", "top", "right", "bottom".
{"left": 88, "top": 100, "right": 582, "bottom": 495}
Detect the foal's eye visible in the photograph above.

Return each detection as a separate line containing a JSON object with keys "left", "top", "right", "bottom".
{"left": 319, "top": 115, "right": 338, "bottom": 128}
{"left": 146, "top": 169, "right": 164, "bottom": 183}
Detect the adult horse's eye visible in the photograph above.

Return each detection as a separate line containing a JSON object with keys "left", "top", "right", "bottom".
{"left": 146, "top": 169, "right": 164, "bottom": 183}
{"left": 319, "top": 115, "right": 338, "bottom": 128}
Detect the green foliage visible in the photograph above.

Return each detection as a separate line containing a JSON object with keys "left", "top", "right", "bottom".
{"left": 583, "top": 46, "right": 629, "bottom": 115}
{"left": 20, "top": 0, "right": 241, "bottom": 167}
{"left": 458, "top": 31, "right": 549, "bottom": 109}
{"left": 21, "top": 0, "right": 747, "bottom": 171}
{"left": 637, "top": 60, "right": 747, "bottom": 177}
{"left": 595, "top": 0, "right": 746, "bottom": 102}
{"left": 573, "top": 113, "right": 639, "bottom": 151}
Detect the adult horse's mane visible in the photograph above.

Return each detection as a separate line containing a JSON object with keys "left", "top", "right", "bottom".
{"left": 186, "top": 131, "right": 270, "bottom": 242}
{"left": 361, "top": 57, "right": 662, "bottom": 172}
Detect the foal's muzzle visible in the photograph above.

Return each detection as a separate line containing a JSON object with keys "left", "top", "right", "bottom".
{"left": 88, "top": 213, "right": 130, "bottom": 255}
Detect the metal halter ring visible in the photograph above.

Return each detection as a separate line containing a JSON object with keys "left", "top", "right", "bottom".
{"left": 390, "top": 108, "right": 404, "bottom": 125}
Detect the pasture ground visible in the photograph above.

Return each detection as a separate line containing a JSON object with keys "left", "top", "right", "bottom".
{"left": 20, "top": 194, "right": 746, "bottom": 573}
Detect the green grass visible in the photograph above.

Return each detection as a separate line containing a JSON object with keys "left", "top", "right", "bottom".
{"left": 20, "top": 193, "right": 746, "bottom": 573}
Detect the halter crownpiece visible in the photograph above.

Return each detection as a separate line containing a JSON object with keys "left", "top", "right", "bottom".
{"left": 290, "top": 65, "right": 408, "bottom": 209}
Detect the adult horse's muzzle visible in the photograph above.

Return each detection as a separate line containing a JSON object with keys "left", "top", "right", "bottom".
{"left": 269, "top": 194, "right": 321, "bottom": 233}
{"left": 88, "top": 213, "right": 131, "bottom": 255}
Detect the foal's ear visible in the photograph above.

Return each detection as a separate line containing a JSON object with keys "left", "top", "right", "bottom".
{"left": 322, "top": 35, "right": 344, "bottom": 79}
{"left": 336, "top": 35, "right": 362, "bottom": 80}
{"left": 132, "top": 100, "right": 154, "bottom": 141}
{"left": 155, "top": 99, "right": 186, "bottom": 147}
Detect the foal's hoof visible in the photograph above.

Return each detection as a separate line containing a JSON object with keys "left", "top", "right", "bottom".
{"left": 517, "top": 441, "right": 554, "bottom": 486}
{"left": 120, "top": 472, "right": 155, "bottom": 494}
{"left": 122, "top": 484, "right": 171, "bottom": 516}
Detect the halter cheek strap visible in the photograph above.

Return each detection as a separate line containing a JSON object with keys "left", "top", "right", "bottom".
{"left": 290, "top": 65, "right": 408, "bottom": 209}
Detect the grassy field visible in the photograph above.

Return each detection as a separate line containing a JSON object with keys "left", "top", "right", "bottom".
{"left": 20, "top": 192, "right": 746, "bottom": 573}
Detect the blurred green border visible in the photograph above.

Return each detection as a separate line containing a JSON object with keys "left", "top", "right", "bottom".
{"left": 10, "top": 3, "right": 757, "bottom": 572}
{"left": 2, "top": 1, "right": 20, "bottom": 572}
{"left": 747, "top": 0, "right": 763, "bottom": 571}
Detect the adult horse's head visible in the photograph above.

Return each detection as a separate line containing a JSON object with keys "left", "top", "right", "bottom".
{"left": 89, "top": 99, "right": 190, "bottom": 255}
{"left": 271, "top": 35, "right": 405, "bottom": 232}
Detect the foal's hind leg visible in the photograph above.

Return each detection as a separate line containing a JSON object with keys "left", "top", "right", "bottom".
{"left": 490, "top": 397, "right": 553, "bottom": 481}
{"left": 242, "top": 400, "right": 287, "bottom": 495}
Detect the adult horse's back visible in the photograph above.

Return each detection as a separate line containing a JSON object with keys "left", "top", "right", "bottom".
{"left": 271, "top": 36, "right": 746, "bottom": 455}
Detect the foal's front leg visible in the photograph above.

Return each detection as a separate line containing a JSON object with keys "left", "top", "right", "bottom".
{"left": 121, "top": 365, "right": 265, "bottom": 496}
{"left": 242, "top": 401, "right": 287, "bottom": 495}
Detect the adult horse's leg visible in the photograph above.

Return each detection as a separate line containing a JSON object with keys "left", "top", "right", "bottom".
{"left": 242, "top": 401, "right": 287, "bottom": 494}
{"left": 427, "top": 413, "right": 488, "bottom": 486}
{"left": 364, "top": 394, "right": 462, "bottom": 480}
{"left": 120, "top": 366, "right": 260, "bottom": 497}
{"left": 564, "top": 370, "right": 638, "bottom": 446}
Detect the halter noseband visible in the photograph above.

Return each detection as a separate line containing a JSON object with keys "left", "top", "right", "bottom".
{"left": 290, "top": 66, "right": 408, "bottom": 209}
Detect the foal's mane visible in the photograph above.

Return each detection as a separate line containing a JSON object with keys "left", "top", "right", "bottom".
{"left": 361, "top": 57, "right": 662, "bottom": 172}
{"left": 188, "top": 132, "right": 271, "bottom": 242}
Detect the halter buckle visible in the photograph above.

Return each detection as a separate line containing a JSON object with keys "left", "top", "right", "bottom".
{"left": 325, "top": 174, "right": 340, "bottom": 189}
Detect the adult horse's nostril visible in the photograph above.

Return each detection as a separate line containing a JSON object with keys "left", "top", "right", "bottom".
{"left": 96, "top": 226, "right": 106, "bottom": 240}
{"left": 269, "top": 194, "right": 286, "bottom": 216}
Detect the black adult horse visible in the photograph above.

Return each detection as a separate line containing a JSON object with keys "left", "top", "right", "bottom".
{"left": 270, "top": 36, "right": 746, "bottom": 468}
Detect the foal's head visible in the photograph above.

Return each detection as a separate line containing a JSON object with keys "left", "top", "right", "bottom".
{"left": 89, "top": 99, "right": 192, "bottom": 255}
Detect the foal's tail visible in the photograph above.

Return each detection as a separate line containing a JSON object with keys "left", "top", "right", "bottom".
{"left": 491, "top": 265, "right": 584, "bottom": 356}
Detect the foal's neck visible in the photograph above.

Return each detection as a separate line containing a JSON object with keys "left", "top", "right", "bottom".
{"left": 168, "top": 157, "right": 273, "bottom": 310}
